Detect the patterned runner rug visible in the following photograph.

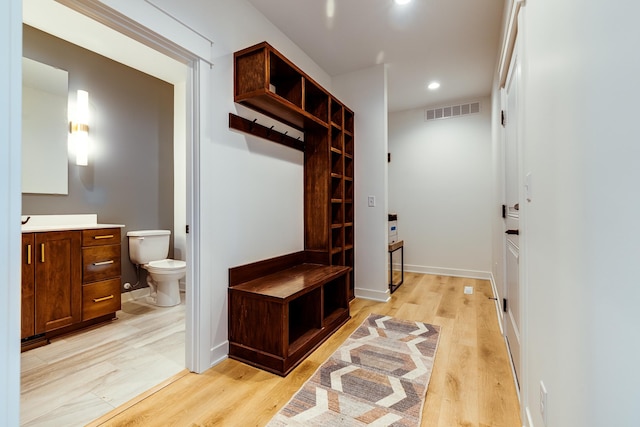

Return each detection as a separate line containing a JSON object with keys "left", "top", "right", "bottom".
{"left": 268, "top": 314, "right": 441, "bottom": 426}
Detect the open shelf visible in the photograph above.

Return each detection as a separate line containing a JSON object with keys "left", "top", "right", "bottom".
{"left": 289, "top": 287, "right": 321, "bottom": 346}
{"left": 304, "top": 79, "right": 329, "bottom": 123}
{"left": 331, "top": 151, "right": 342, "bottom": 176}
{"left": 269, "top": 51, "right": 303, "bottom": 109}
{"left": 331, "top": 126, "right": 342, "bottom": 152}
{"left": 234, "top": 42, "right": 330, "bottom": 130}
{"left": 345, "top": 179, "right": 354, "bottom": 202}
{"left": 331, "top": 227, "right": 343, "bottom": 251}
{"left": 324, "top": 275, "right": 348, "bottom": 320}
{"left": 331, "top": 99, "right": 343, "bottom": 127}
{"left": 331, "top": 176, "right": 343, "bottom": 200}
{"left": 345, "top": 224, "right": 354, "bottom": 247}
{"left": 331, "top": 251, "right": 343, "bottom": 266}
{"left": 345, "top": 202, "right": 354, "bottom": 223}
{"left": 344, "top": 156, "right": 353, "bottom": 179}
{"left": 332, "top": 202, "right": 343, "bottom": 225}
{"left": 344, "top": 133, "right": 354, "bottom": 156}
{"left": 344, "top": 109, "right": 354, "bottom": 133}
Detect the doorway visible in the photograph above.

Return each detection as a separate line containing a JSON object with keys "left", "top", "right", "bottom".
{"left": 19, "top": 1, "right": 204, "bottom": 422}
{"left": 23, "top": 0, "right": 203, "bottom": 368}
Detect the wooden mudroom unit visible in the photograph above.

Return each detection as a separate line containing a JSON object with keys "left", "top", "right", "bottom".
{"left": 228, "top": 41, "right": 356, "bottom": 376}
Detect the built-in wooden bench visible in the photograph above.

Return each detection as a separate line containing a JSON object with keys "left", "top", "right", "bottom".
{"left": 228, "top": 251, "right": 351, "bottom": 376}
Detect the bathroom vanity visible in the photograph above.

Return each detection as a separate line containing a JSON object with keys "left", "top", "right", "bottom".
{"left": 21, "top": 215, "right": 124, "bottom": 351}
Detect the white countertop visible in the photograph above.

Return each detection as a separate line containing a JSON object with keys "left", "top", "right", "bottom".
{"left": 21, "top": 214, "right": 125, "bottom": 233}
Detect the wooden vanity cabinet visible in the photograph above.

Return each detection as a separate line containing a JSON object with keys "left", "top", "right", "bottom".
{"left": 21, "top": 227, "right": 122, "bottom": 349}
{"left": 21, "top": 231, "right": 82, "bottom": 339}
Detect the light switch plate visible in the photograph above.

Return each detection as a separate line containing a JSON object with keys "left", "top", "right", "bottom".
{"left": 367, "top": 196, "right": 376, "bottom": 207}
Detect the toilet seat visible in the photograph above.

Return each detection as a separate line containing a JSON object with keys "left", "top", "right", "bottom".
{"left": 144, "top": 259, "right": 186, "bottom": 274}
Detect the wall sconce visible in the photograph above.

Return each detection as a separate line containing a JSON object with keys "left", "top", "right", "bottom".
{"left": 70, "top": 90, "right": 90, "bottom": 166}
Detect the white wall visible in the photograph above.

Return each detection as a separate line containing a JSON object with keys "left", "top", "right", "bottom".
{"left": 0, "top": 0, "right": 22, "bottom": 424}
{"left": 97, "top": 0, "right": 334, "bottom": 368}
{"left": 388, "top": 98, "right": 493, "bottom": 278}
{"left": 496, "top": 1, "right": 640, "bottom": 426}
{"left": 333, "top": 64, "right": 390, "bottom": 302}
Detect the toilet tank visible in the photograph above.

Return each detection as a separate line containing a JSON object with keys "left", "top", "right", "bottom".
{"left": 127, "top": 230, "right": 170, "bottom": 264}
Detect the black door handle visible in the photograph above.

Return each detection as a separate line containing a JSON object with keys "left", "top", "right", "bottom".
{"left": 505, "top": 229, "right": 519, "bottom": 235}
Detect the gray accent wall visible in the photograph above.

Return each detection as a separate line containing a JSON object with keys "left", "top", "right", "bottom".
{"left": 22, "top": 25, "right": 175, "bottom": 291}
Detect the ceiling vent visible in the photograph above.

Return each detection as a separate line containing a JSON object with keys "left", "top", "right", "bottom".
{"left": 425, "top": 101, "right": 480, "bottom": 121}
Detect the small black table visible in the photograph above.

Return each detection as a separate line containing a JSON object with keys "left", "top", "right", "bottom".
{"left": 388, "top": 240, "right": 404, "bottom": 293}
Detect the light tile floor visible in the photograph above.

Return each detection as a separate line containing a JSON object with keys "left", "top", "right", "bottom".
{"left": 20, "top": 292, "right": 186, "bottom": 426}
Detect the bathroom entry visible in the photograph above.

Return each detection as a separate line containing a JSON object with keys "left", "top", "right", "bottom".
{"left": 22, "top": 0, "right": 201, "bottom": 368}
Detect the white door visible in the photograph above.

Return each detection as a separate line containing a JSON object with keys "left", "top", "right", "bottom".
{"left": 504, "top": 43, "right": 522, "bottom": 388}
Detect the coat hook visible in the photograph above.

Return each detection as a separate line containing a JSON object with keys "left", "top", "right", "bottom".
{"left": 267, "top": 125, "right": 274, "bottom": 136}
{"left": 249, "top": 118, "right": 258, "bottom": 130}
{"left": 280, "top": 131, "right": 288, "bottom": 142}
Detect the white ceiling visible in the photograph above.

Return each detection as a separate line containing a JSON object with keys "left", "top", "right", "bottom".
{"left": 25, "top": 0, "right": 505, "bottom": 113}
{"left": 247, "top": 0, "right": 506, "bottom": 112}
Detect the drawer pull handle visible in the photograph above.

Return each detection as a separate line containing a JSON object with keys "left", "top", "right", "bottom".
{"left": 27, "top": 244, "right": 32, "bottom": 265}
{"left": 94, "top": 234, "right": 114, "bottom": 240}
{"left": 93, "top": 260, "right": 115, "bottom": 266}
{"left": 93, "top": 295, "right": 114, "bottom": 303}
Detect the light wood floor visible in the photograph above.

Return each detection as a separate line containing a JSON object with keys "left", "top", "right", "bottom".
{"left": 20, "top": 292, "right": 186, "bottom": 426}
{"left": 89, "top": 273, "right": 521, "bottom": 427}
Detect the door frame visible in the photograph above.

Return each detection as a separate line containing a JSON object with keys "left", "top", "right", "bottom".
{"left": 497, "top": 1, "right": 527, "bottom": 423}
{"left": 41, "top": 0, "right": 209, "bottom": 372}
{"left": 500, "top": 24, "right": 528, "bottom": 427}
{"left": 1, "top": 0, "right": 23, "bottom": 424}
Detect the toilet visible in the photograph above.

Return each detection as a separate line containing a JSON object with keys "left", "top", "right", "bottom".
{"left": 127, "top": 230, "right": 186, "bottom": 307}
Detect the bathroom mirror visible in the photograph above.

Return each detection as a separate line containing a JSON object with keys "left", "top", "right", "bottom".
{"left": 22, "top": 57, "right": 69, "bottom": 195}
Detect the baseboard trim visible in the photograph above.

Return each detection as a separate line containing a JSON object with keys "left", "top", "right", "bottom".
{"left": 210, "top": 340, "right": 229, "bottom": 368}
{"left": 489, "top": 272, "right": 505, "bottom": 335}
{"left": 404, "top": 264, "right": 492, "bottom": 280}
{"left": 354, "top": 287, "right": 390, "bottom": 302}
{"left": 525, "top": 406, "right": 534, "bottom": 427}
{"left": 121, "top": 287, "right": 149, "bottom": 302}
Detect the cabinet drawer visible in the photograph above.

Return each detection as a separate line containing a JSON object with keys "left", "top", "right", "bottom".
{"left": 82, "top": 278, "right": 121, "bottom": 321}
{"left": 82, "top": 228, "right": 121, "bottom": 247}
{"left": 83, "top": 244, "right": 121, "bottom": 283}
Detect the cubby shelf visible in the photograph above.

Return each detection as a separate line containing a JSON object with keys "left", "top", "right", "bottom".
{"left": 234, "top": 42, "right": 331, "bottom": 131}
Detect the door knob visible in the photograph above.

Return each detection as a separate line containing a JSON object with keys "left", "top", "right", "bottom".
{"left": 505, "top": 229, "right": 519, "bottom": 235}
{"left": 513, "top": 203, "right": 519, "bottom": 211}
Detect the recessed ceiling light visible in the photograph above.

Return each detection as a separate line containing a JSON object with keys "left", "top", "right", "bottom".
{"left": 427, "top": 81, "right": 441, "bottom": 90}
{"left": 395, "top": 0, "right": 412, "bottom": 5}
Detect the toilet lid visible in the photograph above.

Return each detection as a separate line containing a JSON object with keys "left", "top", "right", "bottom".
{"left": 147, "top": 259, "right": 186, "bottom": 269}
